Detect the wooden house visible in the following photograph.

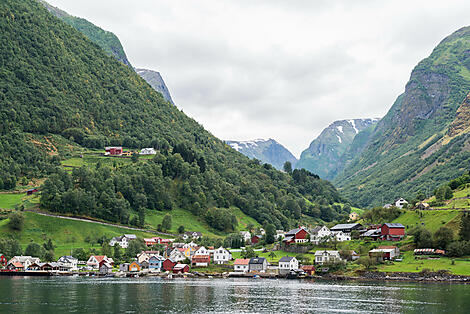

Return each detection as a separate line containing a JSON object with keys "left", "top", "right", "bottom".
{"left": 233, "top": 259, "right": 250, "bottom": 272}
{"left": 162, "top": 258, "right": 177, "bottom": 272}
{"left": 172, "top": 263, "right": 189, "bottom": 274}
{"left": 380, "top": 223, "right": 405, "bottom": 241}
{"left": 129, "top": 261, "right": 141, "bottom": 272}
{"left": 283, "top": 227, "right": 310, "bottom": 245}
{"left": 301, "top": 265, "right": 315, "bottom": 276}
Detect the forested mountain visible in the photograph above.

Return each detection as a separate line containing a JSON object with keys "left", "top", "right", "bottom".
{"left": 296, "top": 119, "right": 379, "bottom": 180}
{"left": 0, "top": 0, "right": 347, "bottom": 230}
{"left": 135, "top": 68, "right": 174, "bottom": 104}
{"left": 334, "top": 26, "right": 470, "bottom": 207}
{"left": 226, "top": 139, "right": 297, "bottom": 170}
{"left": 40, "top": 1, "right": 174, "bottom": 105}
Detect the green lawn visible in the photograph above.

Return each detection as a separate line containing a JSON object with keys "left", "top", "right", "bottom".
{"left": 377, "top": 251, "right": 470, "bottom": 276}
{"left": 393, "top": 210, "right": 462, "bottom": 235}
{"left": 0, "top": 212, "right": 156, "bottom": 258}
{"left": 0, "top": 193, "right": 25, "bottom": 209}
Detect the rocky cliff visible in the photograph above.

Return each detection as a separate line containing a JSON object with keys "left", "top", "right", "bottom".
{"left": 135, "top": 68, "right": 174, "bottom": 104}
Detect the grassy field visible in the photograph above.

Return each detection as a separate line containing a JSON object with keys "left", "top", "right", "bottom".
{"left": 0, "top": 193, "right": 26, "bottom": 209}
{"left": 377, "top": 251, "right": 470, "bottom": 275}
{"left": 393, "top": 210, "right": 462, "bottom": 235}
{"left": 0, "top": 212, "right": 156, "bottom": 258}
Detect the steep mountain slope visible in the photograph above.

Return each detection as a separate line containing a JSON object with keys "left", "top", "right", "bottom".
{"left": 226, "top": 139, "right": 297, "bottom": 170}
{"left": 0, "top": 0, "right": 345, "bottom": 230}
{"left": 40, "top": 1, "right": 174, "bottom": 104}
{"left": 334, "top": 26, "right": 470, "bottom": 207}
{"left": 135, "top": 68, "right": 174, "bottom": 104}
{"left": 296, "top": 119, "right": 379, "bottom": 180}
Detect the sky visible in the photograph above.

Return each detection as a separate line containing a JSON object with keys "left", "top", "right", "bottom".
{"left": 47, "top": 0, "right": 470, "bottom": 157}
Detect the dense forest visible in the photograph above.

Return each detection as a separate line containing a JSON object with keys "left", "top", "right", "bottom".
{"left": 0, "top": 0, "right": 348, "bottom": 230}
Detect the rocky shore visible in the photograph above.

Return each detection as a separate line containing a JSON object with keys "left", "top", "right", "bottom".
{"left": 318, "top": 271, "right": 470, "bottom": 283}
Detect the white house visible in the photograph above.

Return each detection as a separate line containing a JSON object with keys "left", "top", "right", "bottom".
{"left": 140, "top": 148, "right": 157, "bottom": 155}
{"left": 169, "top": 248, "right": 186, "bottom": 262}
{"left": 109, "top": 234, "right": 137, "bottom": 249}
{"left": 194, "top": 246, "right": 209, "bottom": 256}
{"left": 181, "top": 231, "right": 202, "bottom": 241}
{"left": 314, "top": 250, "right": 342, "bottom": 265}
{"left": 86, "top": 255, "right": 113, "bottom": 269}
{"left": 213, "top": 247, "right": 232, "bottom": 264}
{"left": 310, "top": 226, "right": 332, "bottom": 244}
{"left": 334, "top": 231, "right": 351, "bottom": 242}
{"left": 57, "top": 256, "right": 78, "bottom": 270}
{"left": 137, "top": 251, "right": 160, "bottom": 264}
{"left": 240, "top": 231, "right": 251, "bottom": 243}
{"left": 8, "top": 256, "right": 40, "bottom": 269}
{"left": 233, "top": 259, "right": 250, "bottom": 272}
{"left": 182, "top": 241, "right": 199, "bottom": 249}
{"left": 278, "top": 256, "right": 299, "bottom": 275}
{"left": 395, "top": 198, "right": 408, "bottom": 209}
{"left": 276, "top": 230, "right": 285, "bottom": 240}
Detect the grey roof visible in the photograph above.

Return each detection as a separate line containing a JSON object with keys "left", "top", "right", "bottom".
{"left": 361, "top": 229, "right": 381, "bottom": 237}
{"left": 279, "top": 256, "right": 295, "bottom": 262}
{"left": 310, "top": 226, "right": 322, "bottom": 234}
{"left": 330, "top": 223, "right": 362, "bottom": 231}
{"left": 383, "top": 223, "right": 405, "bottom": 228}
{"left": 285, "top": 227, "right": 308, "bottom": 236}
{"left": 249, "top": 257, "right": 267, "bottom": 264}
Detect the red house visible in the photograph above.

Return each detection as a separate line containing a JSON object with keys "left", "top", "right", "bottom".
{"left": 162, "top": 258, "right": 177, "bottom": 272}
{"left": 283, "top": 227, "right": 310, "bottom": 245}
{"left": 105, "top": 147, "right": 123, "bottom": 156}
{"left": 0, "top": 254, "right": 7, "bottom": 266}
{"left": 380, "top": 223, "right": 405, "bottom": 241}
{"left": 172, "top": 263, "right": 189, "bottom": 274}
{"left": 26, "top": 188, "right": 39, "bottom": 195}
{"left": 251, "top": 235, "right": 261, "bottom": 244}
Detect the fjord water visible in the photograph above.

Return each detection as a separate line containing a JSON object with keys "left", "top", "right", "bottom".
{"left": 0, "top": 277, "right": 468, "bottom": 313}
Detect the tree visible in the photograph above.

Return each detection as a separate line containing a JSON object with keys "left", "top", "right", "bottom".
{"left": 410, "top": 227, "right": 433, "bottom": 248}
{"left": 178, "top": 225, "right": 185, "bottom": 234}
{"left": 101, "top": 242, "right": 113, "bottom": 257}
{"left": 72, "top": 248, "right": 88, "bottom": 261}
{"left": 8, "top": 212, "right": 24, "bottom": 231}
{"left": 460, "top": 212, "right": 470, "bottom": 241}
{"left": 25, "top": 242, "right": 45, "bottom": 258}
{"left": 162, "top": 214, "right": 172, "bottom": 231}
{"left": 113, "top": 246, "right": 122, "bottom": 263}
{"left": 265, "top": 224, "right": 276, "bottom": 244}
{"left": 433, "top": 226, "right": 454, "bottom": 249}
{"left": 241, "top": 247, "right": 256, "bottom": 259}
{"left": 43, "top": 238, "right": 54, "bottom": 251}
{"left": 357, "top": 256, "right": 376, "bottom": 270}
{"left": 0, "top": 238, "right": 22, "bottom": 259}
{"left": 43, "top": 250, "right": 55, "bottom": 262}
{"left": 283, "top": 161, "right": 292, "bottom": 174}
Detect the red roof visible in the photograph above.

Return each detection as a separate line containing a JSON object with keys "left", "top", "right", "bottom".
{"left": 92, "top": 255, "right": 107, "bottom": 263}
{"left": 234, "top": 258, "right": 250, "bottom": 265}
{"left": 301, "top": 265, "right": 315, "bottom": 271}
{"left": 378, "top": 246, "right": 397, "bottom": 250}
{"left": 11, "top": 262, "right": 23, "bottom": 268}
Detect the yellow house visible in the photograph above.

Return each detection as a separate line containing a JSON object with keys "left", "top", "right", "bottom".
{"left": 183, "top": 247, "right": 198, "bottom": 258}
{"left": 349, "top": 212, "right": 359, "bottom": 221}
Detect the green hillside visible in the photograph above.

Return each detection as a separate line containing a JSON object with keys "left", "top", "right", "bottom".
{"left": 335, "top": 27, "right": 470, "bottom": 207}
{"left": 393, "top": 210, "right": 462, "bottom": 235}
{"left": 0, "top": 0, "right": 347, "bottom": 233}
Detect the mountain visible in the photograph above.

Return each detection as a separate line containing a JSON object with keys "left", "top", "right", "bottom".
{"left": 135, "top": 68, "right": 174, "bottom": 104}
{"left": 40, "top": 1, "right": 174, "bottom": 104}
{"left": 226, "top": 139, "right": 297, "bottom": 170}
{"left": 296, "top": 119, "right": 379, "bottom": 180}
{"left": 0, "top": 0, "right": 346, "bottom": 231}
{"left": 334, "top": 26, "right": 470, "bottom": 207}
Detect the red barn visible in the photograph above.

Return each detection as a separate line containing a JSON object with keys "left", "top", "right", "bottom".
{"left": 172, "top": 263, "right": 189, "bottom": 274}
{"left": 283, "top": 227, "right": 310, "bottom": 245}
{"left": 162, "top": 258, "right": 177, "bottom": 272}
{"left": 0, "top": 254, "right": 7, "bottom": 266}
{"left": 251, "top": 235, "right": 261, "bottom": 244}
{"left": 380, "top": 223, "right": 405, "bottom": 241}
{"left": 26, "top": 188, "right": 39, "bottom": 195}
{"left": 105, "top": 147, "right": 123, "bottom": 156}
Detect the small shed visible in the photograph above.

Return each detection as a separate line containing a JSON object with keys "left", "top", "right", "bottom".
{"left": 172, "top": 263, "right": 189, "bottom": 274}
{"left": 301, "top": 265, "right": 315, "bottom": 276}
{"left": 99, "top": 262, "right": 113, "bottom": 275}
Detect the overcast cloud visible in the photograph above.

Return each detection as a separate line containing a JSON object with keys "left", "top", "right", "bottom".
{"left": 47, "top": 0, "right": 470, "bottom": 157}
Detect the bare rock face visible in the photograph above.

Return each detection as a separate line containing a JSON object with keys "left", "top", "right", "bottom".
{"left": 448, "top": 91, "right": 470, "bottom": 137}
{"left": 135, "top": 68, "right": 174, "bottom": 104}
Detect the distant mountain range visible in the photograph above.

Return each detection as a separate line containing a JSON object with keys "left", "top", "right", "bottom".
{"left": 40, "top": 0, "right": 174, "bottom": 104}
{"left": 296, "top": 118, "right": 379, "bottom": 180}
{"left": 226, "top": 139, "right": 297, "bottom": 170}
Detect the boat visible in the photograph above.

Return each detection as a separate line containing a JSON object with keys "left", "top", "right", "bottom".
{"left": 253, "top": 274, "right": 260, "bottom": 279}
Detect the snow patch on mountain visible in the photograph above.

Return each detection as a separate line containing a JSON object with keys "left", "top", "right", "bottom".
{"left": 336, "top": 126, "right": 343, "bottom": 133}
{"left": 336, "top": 135, "right": 342, "bottom": 143}
{"left": 348, "top": 119, "right": 358, "bottom": 134}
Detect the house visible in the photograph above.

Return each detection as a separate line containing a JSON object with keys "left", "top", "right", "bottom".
{"left": 283, "top": 227, "right": 310, "bottom": 245}
{"left": 240, "top": 231, "right": 251, "bottom": 243}
{"left": 0, "top": 253, "right": 7, "bottom": 266}
{"left": 213, "top": 247, "right": 232, "bottom": 264}
{"left": 334, "top": 231, "right": 351, "bottom": 242}
{"left": 58, "top": 256, "right": 78, "bottom": 270}
{"left": 276, "top": 230, "right": 285, "bottom": 240}
{"left": 248, "top": 257, "right": 268, "bottom": 272}
{"left": 149, "top": 255, "right": 164, "bottom": 271}
{"left": 160, "top": 238, "right": 175, "bottom": 246}
{"left": 380, "top": 223, "right": 405, "bottom": 241}
{"left": 251, "top": 235, "right": 262, "bottom": 244}
{"left": 310, "top": 226, "right": 332, "bottom": 245}
{"left": 349, "top": 212, "right": 359, "bottom": 221}
{"left": 314, "top": 250, "right": 342, "bottom": 265}
{"left": 172, "top": 263, "right": 189, "bottom": 274}
{"left": 86, "top": 255, "right": 113, "bottom": 269}
{"left": 7, "top": 262, "right": 24, "bottom": 271}
{"left": 383, "top": 204, "right": 393, "bottom": 209}
{"left": 233, "top": 259, "right": 250, "bottom": 272}
{"left": 301, "top": 265, "right": 315, "bottom": 276}
{"left": 330, "top": 223, "right": 363, "bottom": 234}
{"left": 191, "top": 255, "right": 210, "bottom": 267}
{"left": 8, "top": 256, "right": 40, "bottom": 269}
{"left": 395, "top": 198, "right": 408, "bottom": 209}
{"left": 109, "top": 234, "right": 137, "bottom": 248}
{"left": 181, "top": 231, "right": 202, "bottom": 240}
{"left": 162, "top": 258, "right": 177, "bottom": 272}
{"left": 414, "top": 248, "right": 445, "bottom": 255}
{"left": 26, "top": 188, "right": 39, "bottom": 195}
{"left": 417, "top": 202, "right": 430, "bottom": 210}
{"left": 119, "top": 263, "right": 129, "bottom": 272}
{"left": 182, "top": 242, "right": 199, "bottom": 249}
{"left": 129, "top": 261, "right": 141, "bottom": 272}
{"left": 360, "top": 228, "right": 381, "bottom": 240}
{"left": 140, "top": 261, "right": 150, "bottom": 269}
{"left": 137, "top": 251, "right": 160, "bottom": 264}
{"left": 351, "top": 251, "right": 360, "bottom": 261}
{"left": 169, "top": 248, "right": 187, "bottom": 262}
{"left": 278, "top": 256, "right": 299, "bottom": 275}
{"left": 144, "top": 237, "right": 162, "bottom": 246}
{"left": 99, "top": 261, "right": 113, "bottom": 274}
{"left": 105, "top": 146, "right": 123, "bottom": 156}
{"left": 378, "top": 246, "right": 400, "bottom": 257}
{"left": 140, "top": 148, "right": 157, "bottom": 155}
{"left": 369, "top": 247, "right": 399, "bottom": 262}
